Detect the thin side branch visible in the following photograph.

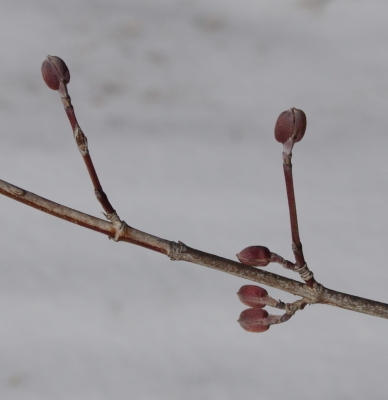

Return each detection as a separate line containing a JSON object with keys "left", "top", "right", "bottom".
{"left": 42, "top": 55, "right": 117, "bottom": 217}
{"left": 59, "top": 81, "right": 116, "bottom": 216}
{"left": 1, "top": 178, "right": 387, "bottom": 320}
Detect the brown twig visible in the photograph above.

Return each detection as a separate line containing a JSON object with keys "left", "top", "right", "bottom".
{"left": 42, "top": 55, "right": 117, "bottom": 218}
{"left": 283, "top": 158, "right": 315, "bottom": 285}
{"left": 275, "top": 108, "right": 315, "bottom": 287}
{"left": 2, "top": 56, "right": 380, "bottom": 329}
{"left": 1, "top": 177, "right": 388, "bottom": 320}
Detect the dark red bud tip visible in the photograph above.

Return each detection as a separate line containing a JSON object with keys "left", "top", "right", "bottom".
{"left": 237, "top": 285, "right": 268, "bottom": 308}
{"left": 237, "top": 246, "right": 271, "bottom": 267}
{"left": 238, "top": 308, "right": 270, "bottom": 333}
{"left": 41, "top": 55, "right": 70, "bottom": 90}
{"left": 274, "top": 108, "right": 306, "bottom": 144}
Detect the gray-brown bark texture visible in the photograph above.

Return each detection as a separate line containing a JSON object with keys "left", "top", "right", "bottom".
{"left": 1, "top": 178, "right": 387, "bottom": 320}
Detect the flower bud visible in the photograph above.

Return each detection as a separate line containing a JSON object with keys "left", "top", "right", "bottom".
{"left": 274, "top": 108, "right": 306, "bottom": 144}
{"left": 236, "top": 246, "right": 271, "bottom": 267}
{"left": 41, "top": 55, "right": 70, "bottom": 90}
{"left": 237, "top": 285, "right": 268, "bottom": 308}
{"left": 238, "top": 308, "right": 270, "bottom": 333}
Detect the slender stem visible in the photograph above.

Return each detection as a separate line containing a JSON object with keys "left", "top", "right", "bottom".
{"left": 270, "top": 252, "right": 295, "bottom": 270}
{"left": 283, "top": 161, "right": 304, "bottom": 265}
{"left": 57, "top": 82, "right": 116, "bottom": 216}
{"left": 1, "top": 177, "right": 388, "bottom": 320}
{"left": 282, "top": 149, "right": 315, "bottom": 287}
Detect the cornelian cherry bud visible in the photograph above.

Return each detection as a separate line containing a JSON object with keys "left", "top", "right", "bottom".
{"left": 237, "top": 285, "right": 268, "bottom": 308}
{"left": 274, "top": 108, "right": 306, "bottom": 144}
{"left": 238, "top": 308, "right": 270, "bottom": 333}
{"left": 236, "top": 246, "right": 271, "bottom": 267}
{"left": 41, "top": 55, "right": 70, "bottom": 90}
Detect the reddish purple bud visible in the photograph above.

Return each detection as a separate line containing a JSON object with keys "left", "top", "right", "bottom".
{"left": 237, "top": 285, "right": 268, "bottom": 308}
{"left": 237, "top": 246, "right": 271, "bottom": 267}
{"left": 274, "top": 108, "right": 306, "bottom": 144}
{"left": 41, "top": 55, "right": 70, "bottom": 90}
{"left": 238, "top": 308, "right": 270, "bottom": 333}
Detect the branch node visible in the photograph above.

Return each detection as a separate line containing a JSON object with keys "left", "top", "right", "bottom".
{"left": 293, "top": 262, "right": 314, "bottom": 282}
{"left": 306, "top": 282, "right": 324, "bottom": 304}
{"left": 105, "top": 211, "right": 125, "bottom": 242}
{"left": 285, "top": 298, "right": 307, "bottom": 315}
{"left": 169, "top": 241, "right": 187, "bottom": 261}
{"left": 95, "top": 189, "right": 103, "bottom": 199}
{"left": 285, "top": 303, "right": 297, "bottom": 315}
{"left": 73, "top": 124, "right": 89, "bottom": 155}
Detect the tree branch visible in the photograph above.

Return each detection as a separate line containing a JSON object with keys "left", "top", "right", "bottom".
{"left": 2, "top": 55, "right": 386, "bottom": 334}
{"left": 1, "top": 178, "right": 387, "bottom": 320}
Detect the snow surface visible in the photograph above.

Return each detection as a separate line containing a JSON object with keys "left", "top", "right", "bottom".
{"left": 1, "top": 0, "right": 388, "bottom": 398}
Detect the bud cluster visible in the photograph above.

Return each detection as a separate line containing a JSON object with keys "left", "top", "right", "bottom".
{"left": 236, "top": 244, "right": 306, "bottom": 332}
{"left": 237, "top": 285, "right": 282, "bottom": 333}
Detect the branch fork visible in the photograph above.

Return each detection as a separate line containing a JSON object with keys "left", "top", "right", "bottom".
{"left": 0, "top": 56, "right": 386, "bottom": 336}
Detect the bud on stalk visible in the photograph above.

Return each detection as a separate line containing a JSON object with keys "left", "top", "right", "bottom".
{"left": 274, "top": 108, "right": 306, "bottom": 144}
{"left": 237, "top": 285, "right": 268, "bottom": 308}
{"left": 238, "top": 308, "right": 270, "bottom": 333}
{"left": 237, "top": 245, "right": 271, "bottom": 267}
{"left": 41, "top": 55, "right": 70, "bottom": 90}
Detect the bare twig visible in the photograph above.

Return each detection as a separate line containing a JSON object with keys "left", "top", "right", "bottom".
{"left": 2, "top": 55, "right": 387, "bottom": 333}
{"left": 275, "top": 108, "right": 315, "bottom": 287}
{"left": 42, "top": 55, "right": 117, "bottom": 218}
{"left": 1, "top": 177, "right": 388, "bottom": 320}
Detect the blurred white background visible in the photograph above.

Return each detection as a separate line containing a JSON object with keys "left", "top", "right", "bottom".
{"left": 0, "top": 0, "right": 388, "bottom": 398}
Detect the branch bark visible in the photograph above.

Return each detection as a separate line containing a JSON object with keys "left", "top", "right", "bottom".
{"left": 1, "top": 178, "right": 387, "bottom": 320}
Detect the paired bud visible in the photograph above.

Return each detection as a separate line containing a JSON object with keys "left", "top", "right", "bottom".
{"left": 237, "top": 245, "right": 271, "bottom": 267}
{"left": 41, "top": 55, "right": 70, "bottom": 90}
{"left": 238, "top": 308, "right": 270, "bottom": 333}
{"left": 237, "top": 285, "right": 268, "bottom": 308}
{"left": 274, "top": 108, "right": 306, "bottom": 144}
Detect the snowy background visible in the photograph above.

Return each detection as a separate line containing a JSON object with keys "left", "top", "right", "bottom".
{"left": 0, "top": 0, "right": 388, "bottom": 398}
